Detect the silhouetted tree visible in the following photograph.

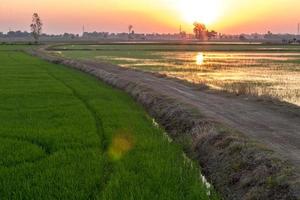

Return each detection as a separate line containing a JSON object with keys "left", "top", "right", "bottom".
{"left": 293, "top": 38, "right": 297, "bottom": 43}
{"left": 30, "top": 13, "right": 43, "bottom": 43}
{"left": 264, "top": 31, "right": 273, "bottom": 39}
{"left": 6, "top": 31, "right": 30, "bottom": 37}
{"left": 180, "top": 31, "right": 187, "bottom": 39}
{"left": 207, "top": 30, "right": 218, "bottom": 40}
{"left": 128, "top": 25, "right": 134, "bottom": 39}
{"left": 239, "top": 34, "right": 247, "bottom": 41}
{"left": 128, "top": 25, "right": 133, "bottom": 33}
{"left": 193, "top": 22, "right": 207, "bottom": 40}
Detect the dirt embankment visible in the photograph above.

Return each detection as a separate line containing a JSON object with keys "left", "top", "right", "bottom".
{"left": 29, "top": 47, "right": 300, "bottom": 200}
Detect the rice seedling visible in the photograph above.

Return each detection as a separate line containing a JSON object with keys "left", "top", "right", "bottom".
{"left": 0, "top": 47, "right": 218, "bottom": 199}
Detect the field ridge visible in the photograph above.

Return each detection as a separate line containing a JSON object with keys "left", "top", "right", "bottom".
{"left": 30, "top": 46, "right": 300, "bottom": 200}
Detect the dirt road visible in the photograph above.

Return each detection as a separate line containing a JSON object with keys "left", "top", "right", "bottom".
{"left": 77, "top": 60, "right": 300, "bottom": 170}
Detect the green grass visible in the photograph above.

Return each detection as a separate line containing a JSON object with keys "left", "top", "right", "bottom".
{"left": 0, "top": 49, "right": 218, "bottom": 199}
{"left": 0, "top": 44, "right": 33, "bottom": 51}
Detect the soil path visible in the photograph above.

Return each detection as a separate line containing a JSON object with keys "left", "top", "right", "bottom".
{"left": 77, "top": 60, "right": 300, "bottom": 170}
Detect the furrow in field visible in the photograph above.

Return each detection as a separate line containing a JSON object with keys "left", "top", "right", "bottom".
{"left": 41, "top": 67, "right": 114, "bottom": 197}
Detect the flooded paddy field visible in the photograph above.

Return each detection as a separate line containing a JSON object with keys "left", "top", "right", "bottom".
{"left": 54, "top": 44, "right": 300, "bottom": 105}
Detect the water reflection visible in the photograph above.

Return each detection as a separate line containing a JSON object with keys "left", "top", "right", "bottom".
{"left": 196, "top": 52, "right": 204, "bottom": 65}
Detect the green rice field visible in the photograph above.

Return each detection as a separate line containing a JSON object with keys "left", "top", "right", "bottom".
{"left": 0, "top": 46, "right": 218, "bottom": 199}
{"left": 54, "top": 44, "right": 300, "bottom": 105}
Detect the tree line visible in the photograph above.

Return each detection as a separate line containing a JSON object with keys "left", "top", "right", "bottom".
{"left": 1, "top": 13, "right": 226, "bottom": 42}
{"left": 193, "top": 22, "right": 218, "bottom": 40}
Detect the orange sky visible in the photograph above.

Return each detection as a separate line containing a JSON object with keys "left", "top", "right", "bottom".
{"left": 0, "top": 0, "right": 299, "bottom": 34}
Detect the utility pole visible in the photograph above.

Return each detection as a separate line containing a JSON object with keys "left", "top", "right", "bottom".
{"left": 298, "top": 23, "right": 300, "bottom": 35}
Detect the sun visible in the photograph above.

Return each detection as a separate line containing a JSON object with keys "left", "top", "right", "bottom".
{"left": 178, "top": 0, "right": 221, "bottom": 25}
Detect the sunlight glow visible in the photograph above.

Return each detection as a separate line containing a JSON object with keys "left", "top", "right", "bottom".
{"left": 196, "top": 53, "right": 204, "bottom": 65}
{"left": 178, "top": 0, "right": 221, "bottom": 25}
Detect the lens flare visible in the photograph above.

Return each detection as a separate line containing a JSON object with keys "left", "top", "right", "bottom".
{"left": 108, "top": 131, "right": 134, "bottom": 161}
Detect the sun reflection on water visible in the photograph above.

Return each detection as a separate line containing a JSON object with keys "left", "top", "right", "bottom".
{"left": 196, "top": 53, "right": 204, "bottom": 65}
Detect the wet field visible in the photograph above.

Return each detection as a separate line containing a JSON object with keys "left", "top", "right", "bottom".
{"left": 54, "top": 44, "right": 300, "bottom": 105}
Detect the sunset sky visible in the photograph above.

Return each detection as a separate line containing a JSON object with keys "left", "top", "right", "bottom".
{"left": 0, "top": 0, "right": 299, "bottom": 34}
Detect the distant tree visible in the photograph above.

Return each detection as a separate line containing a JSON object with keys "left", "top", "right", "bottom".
{"left": 6, "top": 31, "right": 30, "bottom": 38}
{"left": 128, "top": 25, "right": 133, "bottom": 34}
{"left": 128, "top": 25, "right": 134, "bottom": 39}
{"left": 293, "top": 38, "right": 297, "bottom": 43}
{"left": 30, "top": 13, "right": 43, "bottom": 44}
{"left": 193, "top": 22, "right": 207, "bottom": 40}
{"left": 239, "top": 34, "right": 247, "bottom": 41}
{"left": 180, "top": 31, "right": 187, "bottom": 39}
{"left": 207, "top": 30, "right": 218, "bottom": 40}
{"left": 264, "top": 31, "right": 273, "bottom": 39}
